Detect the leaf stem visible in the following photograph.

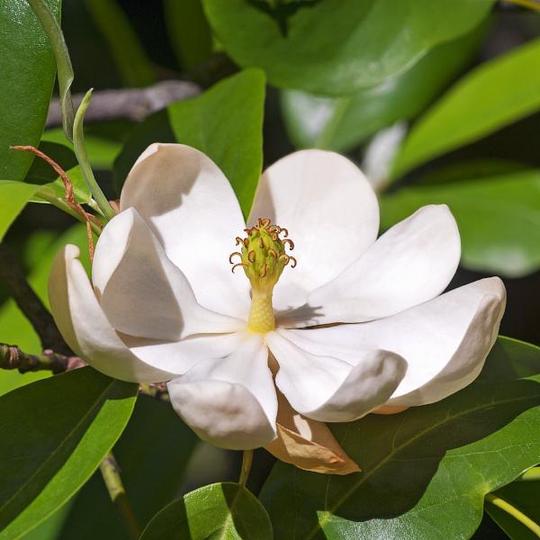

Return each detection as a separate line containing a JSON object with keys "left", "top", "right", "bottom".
{"left": 485, "top": 492, "right": 540, "bottom": 536}
{"left": 100, "top": 454, "right": 141, "bottom": 540}
{"left": 27, "top": 0, "right": 75, "bottom": 140}
{"left": 518, "top": 466, "right": 540, "bottom": 482}
{"left": 239, "top": 449, "right": 254, "bottom": 487}
{"left": 505, "top": 0, "right": 540, "bottom": 12}
{"left": 73, "top": 90, "right": 116, "bottom": 221}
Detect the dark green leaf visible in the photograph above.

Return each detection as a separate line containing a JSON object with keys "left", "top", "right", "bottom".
{"left": 392, "top": 38, "right": 540, "bottom": 179}
{"left": 58, "top": 396, "right": 198, "bottom": 540}
{"left": 260, "top": 337, "right": 540, "bottom": 540}
{"left": 114, "top": 69, "right": 266, "bottom": 216}
{"left": 85, "top": 0, "right": 155, "bottom": 87}
{"left": 281, "top": 24, "right": 485, "bottom": 151}
{"left": 163, "top": 0, "right": 213, "bottom": 72}
{"left": 0, "top": 368, "right": 137, "bottom": 539}
{"left": 380, "top": 169, "right": 540, "bottom": 277}
{"left": 203, "top": 0, "right": 494, "bottom": 95}
{"left": 0, "top": 0, "right": 60, "bottom": 179}
{"left": 486, "top": 476, "right": 540, "bottom": 540}
{"left": 141, "top": 483, "right": 273, "bottom": 540}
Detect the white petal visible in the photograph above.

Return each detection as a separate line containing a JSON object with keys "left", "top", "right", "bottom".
{"left": 125, "top": 332, "right": 244, "bottom": 376}
{"left": 302, "top": 205, "right": 460, "bottom": 326}
{"left": 167, "top": 333, "right": 277, "bottom": 450}
{"left": 93, "top": 208, "right": 242, "bottom": 341}
{"left": 249, "top": 150, "right": 379, "bottom": 312}
{"left": 120, "top": 143, "right": 250, "bottom": 319}
{"left": 298, "top": 278, "right": 506, "bottom": 407}
{"left": 266, "top": 329, "right": 406, "bottom": 423}
{"left": 48, "top": 244, "right": 177, "bottom": 383}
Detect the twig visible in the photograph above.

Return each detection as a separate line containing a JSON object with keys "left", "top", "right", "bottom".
{"left": 0, "top": 343, "right": 84, "bottom": 373}
{"left": 0, "top": 342, "right": 169, "bottom": 400}
{"left": 0, "top": 244, "right": 71, "bottom": 354}
{"left": 100, "top": 454, "right": 141, "bottom": 540}
{"left": 46, "top": 80, "right": 200, "bottom": 127}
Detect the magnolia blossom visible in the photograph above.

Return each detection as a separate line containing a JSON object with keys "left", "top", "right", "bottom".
{"left": 49, "top": 144, "right": 506, "bottom": 463}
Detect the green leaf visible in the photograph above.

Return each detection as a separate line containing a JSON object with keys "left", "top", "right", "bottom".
{"left": 392, "top": 38, "right": 540, "bottom": 179}
{"left": 0, "top": 182, "right": 42, "bottom": 242}
{"left": 141, "top": 483, "right": 273, "bottom": 540}
{"left": 0, "top": 368, "right": 137, "bottom": 539}
{"left": 42, "top": 129, "right": 122, "bottom": 170}
{"left": 260, "top": 337, "right": 540, "bottom": 540}
{"left": 163, "top": 0, "right": 213, "bottom": 72}
{"left": 0, "top": 0, "right": 60, "bottom": 180}
{"left": 486, "top": 477, "right": 540, "bottom": 540}
{"left": 58, "top": 396, "right": 198, "bottom": 540}
{"left": 281, "top": 24, "right": 485, "bottom": 151}
{"left": 114, "top": 69, "right": 266, "bottom": 216}
{"left": 202, "top": 0, "right": 494, "bottom": 95}
{"left": 380, "top": 169, "right": 540, "bottom": 277}
{"left": 85, "top": 0, "right": 155, "bottom": 87}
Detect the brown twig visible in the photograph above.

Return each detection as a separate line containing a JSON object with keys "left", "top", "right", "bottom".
{"left": 0, "top": 244, "right": 71, "bottom": 354}
{"left": 46, "top": 80, "right": 200, "bottom": 127}
{"left": 0, "top": 342, "right": 170, "bottom": 400}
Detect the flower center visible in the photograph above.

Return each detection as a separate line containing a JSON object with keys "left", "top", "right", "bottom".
{"left": 230, "top": 217, "right": 296, "bottom": 333}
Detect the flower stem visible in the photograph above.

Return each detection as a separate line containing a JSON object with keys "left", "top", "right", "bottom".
{"left": 485, "top": 492, "right": 540, "bottom": 536}
{"left": 73, "top": 90, "right": 116, "bottom": 221}
{"left": 239, "top": 449, "right": 254, "bottom": 487}
{"left": 100, "top": 454, "right": 141, "bottom": 540}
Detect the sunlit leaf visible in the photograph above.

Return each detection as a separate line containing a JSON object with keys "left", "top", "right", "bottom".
{"left": 0, "top": 368, "right": 137, "bottom": 539}
{"left": 203, "top": 0, "right": 494, "bottom": 94}
{"left": 380, "top": 170, "right": 540, "bottom": 277}
{"left": 141, "top": 483, "right": 273, "bottom": 540}
{"left": 392, "top": 38, "right": 540, "bottom": 179}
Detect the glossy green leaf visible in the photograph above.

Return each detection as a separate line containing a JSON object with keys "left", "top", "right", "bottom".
{"left": 114, "top": 69, "right": 266, "bottom": 216}
{"left": 141, "top": 483, "right": 273, "bottom": 540}
{"left": 0, "top": 368, "right": 137, "bottom": 539}
{"left": 392, "top": 38, "right": 540, "bottom": 179}
{"left": 0, "top": 225, "right": 89, "bottom": 396}
{"left": 486, "top": 477, "right": 540, "bottom": 540}
{"left": 281, "top": 25, "right": 485, "bottom": 151}
{"left": 163, "top": 0, "right": 213, "bottom": 71}
{"left": 0, "top": 182, "right": 42, "bottom": 242}
{"left": 203, "top": 0, "right": 493, "bottom": 95}
{"left": 380, "top": 169, "right": 540, "bottom": 277}
{"left": 59, "top": 396, "right": 198, "bottom": 540}
{"left": 0, "top": 0, "right": 60, "bottom": 179}
{"left": 260, "top": 337, "right": 540, "bottom": 540}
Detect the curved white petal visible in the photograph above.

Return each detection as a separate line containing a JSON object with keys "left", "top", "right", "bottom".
{"left": 93, "top": 208, "right": 242, "bottom": 341}
{"left": 296, "top": 278, "right": 506, "bottom": 407}
{"left": 249, "top": 150, "right": 379, "bottom": 312}
{"left": 167, "top": 333, "right": 277, "bottom": 450}
{"left": 120, "top": 143, "right": 250, "bottom": 319}
{"left": 300, "top": 205, "right": 461, "bottom": 327}
{"left": 266, "top": 329, "right": 406, "bottom": 423}
{"left": 124, "top": 332, "right": 245, "bottom": 376}
{"left": 48, "top": 244, "right": 177, "bottom": 383}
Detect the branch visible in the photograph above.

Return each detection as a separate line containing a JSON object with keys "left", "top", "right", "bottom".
{"left": 46, "top": 80, "right": 200, "bottom": 127}
{"left": 100, "top": 454, "right": 141, "bottom": 540}
{"left": 0, "top": 243, "right": 71, "bottom": 354}
{"left": 0, "top": 342, "right": 169, "bottom": 401}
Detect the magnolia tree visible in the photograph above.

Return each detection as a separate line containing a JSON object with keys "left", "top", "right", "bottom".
{"left": 0, "top": 1, "right": 539, "bottom": 539}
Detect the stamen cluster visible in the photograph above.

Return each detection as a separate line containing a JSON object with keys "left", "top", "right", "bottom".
{"left": 230, "top": 218, "right": 296, "bottom": 291}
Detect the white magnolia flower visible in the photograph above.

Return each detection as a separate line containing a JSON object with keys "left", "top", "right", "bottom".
{"left": 49, "top": 144, "right": 506, "bottom": 453}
